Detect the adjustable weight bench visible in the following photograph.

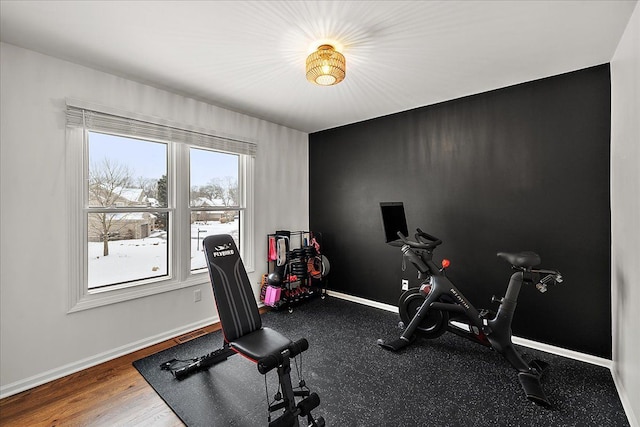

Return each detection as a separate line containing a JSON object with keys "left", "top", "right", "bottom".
{"left": 163, "top": 234, "right": 324, "bottom": 427}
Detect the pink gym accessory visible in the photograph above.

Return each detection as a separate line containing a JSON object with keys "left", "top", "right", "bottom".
{"left": 264, "top": 285, "right": 281, "bottom": 306}
{"left": 268, "top": 236, "right": 277, "bottom": 261}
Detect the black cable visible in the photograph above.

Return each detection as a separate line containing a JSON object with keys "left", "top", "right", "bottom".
{"left": 263, "top": 371, "right": 284, "bottom": 423}
{"left": 294, "top": 352, "right": 303, "bottom": 380}
{"left": 293, "top": 353, "right": 309, "bottom": 393}
{"left": 264, "top": 374, "right": 272, "bottom": 423}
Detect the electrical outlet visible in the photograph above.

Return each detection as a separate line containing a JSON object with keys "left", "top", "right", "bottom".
{"left": 194, "top": 289, "right": 202, "bottom": 302}
{"left": 402, "top": 279, "right": 409, "bottom": 291}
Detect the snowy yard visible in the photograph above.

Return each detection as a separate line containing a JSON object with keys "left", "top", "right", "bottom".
{"left": 88, "top": 221, "right": 239, "bottom": 288}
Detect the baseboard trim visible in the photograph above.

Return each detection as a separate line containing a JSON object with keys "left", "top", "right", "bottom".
{"left": 0, "top": 316, "right": 218, "bottom": 400}
{"left": 326, "top": 290, "right": 612, "bottom": 367}
{"left": 326, "top": 290, "right": 398, "bottom": 313}
{"left": 612, "top": 368, "right": 640, "bottom": 427}
{"left": 511, "top": 336, "right": 612, "bottom": 368}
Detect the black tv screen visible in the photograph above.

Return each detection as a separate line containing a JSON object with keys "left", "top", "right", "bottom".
{"left": 380, "top": 202, "right": 409, "bottom": 243}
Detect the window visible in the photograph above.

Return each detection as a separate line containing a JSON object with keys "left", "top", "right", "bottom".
{"left": 87, "top": 132, "right": 169, "bottom": 289}
{"left": 66, "top": 102, "right": 255, "bottom": 312}
{"left": 189, "top": 148, "right": 240, "bottom": 272}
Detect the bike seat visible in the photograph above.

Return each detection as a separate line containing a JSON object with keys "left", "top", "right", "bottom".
{"left": 497, "top": 251, "right": 541, "bottom": 268}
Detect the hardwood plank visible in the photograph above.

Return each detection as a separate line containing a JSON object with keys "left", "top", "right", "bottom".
{"left": 0, "top": 322, "right": 228, "bottom": 427}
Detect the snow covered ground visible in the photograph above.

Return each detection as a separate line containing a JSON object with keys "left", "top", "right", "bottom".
{"left": 88, "top": 221, "right": 239, "bottom": 288}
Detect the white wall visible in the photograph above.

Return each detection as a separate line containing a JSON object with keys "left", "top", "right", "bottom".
{"left": 611, "top": 2, "right": 640, "bottom": 426}
{"left": 0, "top": 42, "right": 309, "bottom": 397}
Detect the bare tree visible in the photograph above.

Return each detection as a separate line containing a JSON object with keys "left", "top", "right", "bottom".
{"left": 135, "top": 176, "right": 157, "bottom": 200}
{"left": 193, "top": 182, "right": 221, "bottom": 204}
{"left": 89, "top": 158, "right": 133, "bottom": 256}
{"left": 202, "top": 177, "right": 237, "bottom": 206}
{"left": 219, "top": 176, "right": 238, "bottom": 207}
{"left": 191, "top": 176, "right": 238, "bottom": 221}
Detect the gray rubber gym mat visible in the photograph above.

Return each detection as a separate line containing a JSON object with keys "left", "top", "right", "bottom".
{"left": 134, "top": 296, "right": 629, "bottom": 426}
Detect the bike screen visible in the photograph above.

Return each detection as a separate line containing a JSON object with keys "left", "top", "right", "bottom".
{"left": 380, "top": 202, "right": 409, "bottom": 243}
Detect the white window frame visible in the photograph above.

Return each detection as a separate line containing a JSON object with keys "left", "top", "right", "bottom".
{"left": 66, "top": 100, "right": 255, "bottom": 313}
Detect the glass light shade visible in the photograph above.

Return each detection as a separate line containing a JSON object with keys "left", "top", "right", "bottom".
{"left": 306, "top": 44, "right": 346, "bottom": 86}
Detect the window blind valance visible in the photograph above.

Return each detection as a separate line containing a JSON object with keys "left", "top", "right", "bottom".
{"left": 66, "top": 104, "right": 257, "bottom": 157}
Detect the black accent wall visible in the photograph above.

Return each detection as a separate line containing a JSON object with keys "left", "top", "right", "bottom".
{"left": 309, "top": 64, "right": 611, "bottom": 358}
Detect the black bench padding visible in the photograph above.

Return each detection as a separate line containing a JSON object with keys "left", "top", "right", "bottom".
{"left": 231, "top": 327, "right": 292, "bottom": 360}
{"left": 203, "top": 234, "right": 292, "bottom": 357}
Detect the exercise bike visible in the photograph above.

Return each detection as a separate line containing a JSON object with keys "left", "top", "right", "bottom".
{"left": 377, "top": 202, "right": 563, "bottom": 406}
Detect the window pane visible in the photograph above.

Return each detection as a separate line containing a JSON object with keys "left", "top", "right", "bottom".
{"left": 191, "top": 211, "right": 240, "bottom": 271}
{"left": 88, "top": 132, "right": 168, "bottom": 208}
{"left": 190, "top": 148, "right": 238, "bottom": 208}
{"left": 87, "top": 212, "right": 169, "bottom": 289}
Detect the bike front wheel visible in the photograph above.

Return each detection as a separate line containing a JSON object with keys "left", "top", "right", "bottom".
{"left": 398, "top": 289, "right": 449, "bottom": 338}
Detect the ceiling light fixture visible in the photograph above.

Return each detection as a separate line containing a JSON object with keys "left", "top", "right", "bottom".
{"left": 305, "top": 44, "right": 346, "bottom": 86}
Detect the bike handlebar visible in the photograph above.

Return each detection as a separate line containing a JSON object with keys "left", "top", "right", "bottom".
{"left": 415, "top": 228, "right": 443, "bottom": 247}
{"left": 390, "top": 229, "right": 442, "bottom": 250}
{"left": 530, "top": 268, "right": 563, "bottom": 293}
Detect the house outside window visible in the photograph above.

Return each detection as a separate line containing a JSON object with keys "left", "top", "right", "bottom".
{"left": 66, "top": 102, "right": 256, "bottom": 312}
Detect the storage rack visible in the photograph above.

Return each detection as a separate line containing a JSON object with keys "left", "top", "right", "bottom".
{"left": 264, "top": 231, "right": 326, "bottom": 313}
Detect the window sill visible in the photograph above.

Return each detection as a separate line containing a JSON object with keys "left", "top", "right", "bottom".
{"left": 67, "top": 274, "right": 211, "bottom": 314}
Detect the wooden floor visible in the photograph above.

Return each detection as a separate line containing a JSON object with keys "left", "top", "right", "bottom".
{"left": 0, "top": 323, "right": 225, "bottom": 427}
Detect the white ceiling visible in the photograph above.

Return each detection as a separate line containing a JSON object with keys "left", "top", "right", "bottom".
{"left": 0, "top": 1, "right": 636, "bottom": 133}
